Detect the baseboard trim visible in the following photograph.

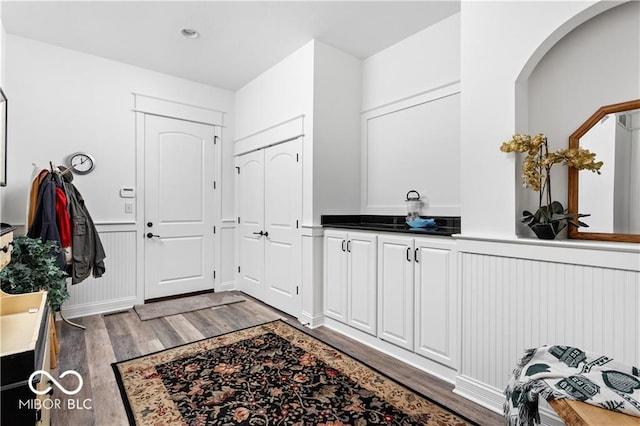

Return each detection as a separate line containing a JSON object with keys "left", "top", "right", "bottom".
{"left": 453, "top": 375, "right": 504, "bottom": 414}
{"left": 59, "top": 296, "right": 138, "bottom": 319}
{"left": 299, "top": 311, "right": 324, "bottom": 328}
{"left": 217, "top": 280, "right": 236, "bottom": 292}
{"left": 323, "top": 318, "right": 457, "bottom": 384}
{"left": 454, "top": 375, "right": 564, "bottom": 426}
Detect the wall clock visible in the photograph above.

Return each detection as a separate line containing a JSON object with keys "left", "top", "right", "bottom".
{"left": 68, "top": 152, "right": 95, "bottom": 175}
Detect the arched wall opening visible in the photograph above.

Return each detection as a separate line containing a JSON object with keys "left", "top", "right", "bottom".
{"left": 513, "top": 1, "right": 639, "bottom": 238}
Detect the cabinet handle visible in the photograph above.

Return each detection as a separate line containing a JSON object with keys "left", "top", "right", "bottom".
{"left": 347, "top": 240, "right": 351, "bottom": 252}
{"left": 415, "top": 248, "right": 419, "bottom": 263}
{"left": 341, "top": 240, "right": 346, "bottom": 252}
{"left": 406, "top": 247, "right": 411, "bottom": 262}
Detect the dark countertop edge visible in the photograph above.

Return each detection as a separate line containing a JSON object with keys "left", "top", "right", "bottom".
{"left": 321, "top": 215, "right": 461, "bottom": 237}
{"left": 0, "top": 225, "right": 16, "bottom": 236}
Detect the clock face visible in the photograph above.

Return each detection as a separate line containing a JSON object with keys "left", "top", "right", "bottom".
{"left": 69, "top": 152, "right": 95, "bottom": 174}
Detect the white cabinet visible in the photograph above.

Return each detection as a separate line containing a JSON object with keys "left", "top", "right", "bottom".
{"left": 236, "top": 138, "right": 302, "bottom": 317}
{"left": 377, "top": 235, "right": 415, "bottom": 350}
{"left": 414, "top": 237, "right": 456, "bottom": 368}
{"left": 324, "top": 230, "right": 377, "bottom": 335}
{"left": 377, "top": 234, "right": 456, "bottom": 367}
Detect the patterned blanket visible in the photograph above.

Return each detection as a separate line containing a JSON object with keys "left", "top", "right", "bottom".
{"left": 504, "top": 345, "right": 640, "bottom": 425}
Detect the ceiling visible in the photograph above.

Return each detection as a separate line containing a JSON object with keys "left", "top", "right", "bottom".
{"left": 1, "top": 1, "right": 460, "bottom": 91}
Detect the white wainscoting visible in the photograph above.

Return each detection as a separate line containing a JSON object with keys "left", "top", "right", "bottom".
{"left": 62, "top": 225, "right": 139, "bottom": 318}
{"left": 454, "top": 236, "right": 640, "bottom": 421}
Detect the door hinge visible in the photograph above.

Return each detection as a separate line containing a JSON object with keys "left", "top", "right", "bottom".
{"left": 296, "top": 286, "right": 299, "bottom": 295}
{"left": 296, "top": 220, "right": 299, "bottom": 229}
{"left": 213, "top": 270, "right": 216, "bottom": 279}
{"left": 238, "top": 266, "right": 241, "bottom": 273}
{"left": 296, "top": 153, "right": 299, "bottom": 162}
{"left": 213, "top": 226, "right": 216, "bottom": 234}
{"left": 237, "top": 217, "right": 240, "bottom": 224}
{"left": 213, "top": 181, "right": 217, "bottom": 189}
{"left": 214, "top": 136, "right": 218, "bottom": 145}
{"left": 236, "top": 166, "right": 240, "bottom": 174}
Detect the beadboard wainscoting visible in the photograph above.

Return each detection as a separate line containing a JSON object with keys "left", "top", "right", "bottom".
{"left": 453, "top": 236, "right": 640, "bottom": 422}
{"left": 61, "top": 224, "right": 140, "bottom": 319}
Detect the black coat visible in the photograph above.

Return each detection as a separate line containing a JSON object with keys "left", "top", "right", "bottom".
{"left": 27, "top": 173, "right": 65, "bottom": 267}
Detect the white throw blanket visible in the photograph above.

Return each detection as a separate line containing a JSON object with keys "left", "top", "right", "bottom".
{"left": 504, "top": 345, "right": 640, "bottom": 425}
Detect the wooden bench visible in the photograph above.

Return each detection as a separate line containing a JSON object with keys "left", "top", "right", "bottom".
{"left": 549, "top": 399, "right": 640, "bottom": 425}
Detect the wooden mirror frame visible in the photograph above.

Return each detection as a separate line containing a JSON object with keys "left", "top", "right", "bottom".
{"left": 568, "top": 99, "right": 640, "bottom": 243}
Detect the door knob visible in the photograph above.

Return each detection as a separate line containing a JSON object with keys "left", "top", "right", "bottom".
{"left": 252, "top": 231, "right": 264, "bottom": 236}
{"left": 263, "top": 231, "right": 269, "bottom": 238}
{"left": 147, "top": 222, "right": 153, "bottom": 227}
{"left": 146, "top": 233, "right": 160, "bottom": 239}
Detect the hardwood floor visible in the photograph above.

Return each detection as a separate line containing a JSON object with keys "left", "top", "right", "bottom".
{"left": 51, "top": 292, "right": 503, "bottom": 425}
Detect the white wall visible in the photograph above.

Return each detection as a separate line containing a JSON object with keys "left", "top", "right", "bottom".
{"left": 455, "top": 2, "right": 640, "bottom": 421}
{"left": 234, "top": 41, "right": 314, "bottom": 142}
{"left": 234, "top": 39, "right": 362, "bottom": 225}
{"left": 459, "top": 1, "right": 618, "bottom": 238}
{"left": 2, "top": 34, "right": 235, "bottom": 315}
{"left": 362, "top": 13, "right": 460, "bottom": 112}
{"left": 312, "top": 41, "right": 361, "bottom": 221}
{"left": 361, "top": 13, "right": 461, "bottom": 217}
{"left": 527, "top": 1, "right": 640, "bottom": 237}
{"left": 3, "top": 35, "right": 234, "bottom": 226}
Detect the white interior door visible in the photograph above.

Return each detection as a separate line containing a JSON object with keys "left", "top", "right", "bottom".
{"left": 236, "top": 149, "right": 265, "bottom": 300}
{"left": 263, "top": 139, "right": 302, "bottom": 315}
{"left": 144, "top": 114, "right": 216, "bottom": 300}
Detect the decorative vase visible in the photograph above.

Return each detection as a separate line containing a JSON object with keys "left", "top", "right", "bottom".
{"left": 530, "top": 223, "right": 561, "bottom": 240}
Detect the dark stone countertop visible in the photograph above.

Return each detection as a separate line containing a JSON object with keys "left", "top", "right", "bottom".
{"left": 321, "top": 215, "right": 461, "bottom": 237}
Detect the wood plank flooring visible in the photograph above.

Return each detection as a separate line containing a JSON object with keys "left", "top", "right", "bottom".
{"left": 51, "top": 292, "right": 503, "bottom": 425}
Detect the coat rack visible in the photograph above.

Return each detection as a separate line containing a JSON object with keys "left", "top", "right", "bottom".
{"left": 30, "top": 162, "right": 86, "bottom": 331}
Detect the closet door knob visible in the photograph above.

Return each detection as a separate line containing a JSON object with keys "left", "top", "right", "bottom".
{"left": 147, "top": 222, "right": 153, "bottom": 227}
{"left": 146, "top": 233, "right": 160, "bottom": 239}
{"left": 263, "top": 231, "right": 269, "bottom": 238}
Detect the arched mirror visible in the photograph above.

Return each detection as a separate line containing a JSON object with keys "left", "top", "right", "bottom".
{"left": 568, "top": 99, "right": 640, "bottom": 243}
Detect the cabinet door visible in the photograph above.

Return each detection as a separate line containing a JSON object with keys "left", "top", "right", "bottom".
{"left": 324, "top": 230, "right": 348, "bottom": 322}
{"left": 264, "top": 139, "right": 302, "bottom": 316}
{"left": 414, "top": 238, "right": 455, "bottom": 367}
{"left": 236, "top": 149, "right": 265, "bottom": 300}
{"left": 377, "top": 235, "right": 414, "bottom": 350}
{"left": 347, "top": 232, "right": 377, "bottom": 335}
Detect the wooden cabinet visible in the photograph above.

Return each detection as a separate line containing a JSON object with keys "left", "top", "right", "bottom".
{"left": 324, "top": 230, "right": 377, "bottom": 335}
{"left": 377, "top": 235, "right": 456, "bottom": 366}
{"left": 1, "top": 291, "right": 51, "bottom": 426}
{"left": 236, "top": 138, "right": 302, "bottom": 317}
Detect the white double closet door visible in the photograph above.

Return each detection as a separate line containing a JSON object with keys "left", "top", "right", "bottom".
{"left": 236, "top": 138, "right": 302, "bottom": 317}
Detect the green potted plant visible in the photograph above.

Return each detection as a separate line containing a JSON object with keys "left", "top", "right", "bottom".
{"left": 500, "top": 133, "right": 603, "bottom": 240}
{"left": 0, "top": 235, "right": 69, "bottom": 311}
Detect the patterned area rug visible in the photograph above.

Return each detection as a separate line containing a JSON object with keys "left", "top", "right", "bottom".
{"left": 112, "top": 320, "right": 474, "bottom": 425}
